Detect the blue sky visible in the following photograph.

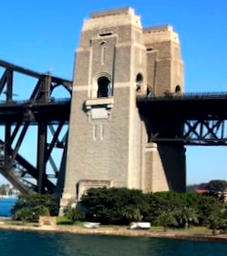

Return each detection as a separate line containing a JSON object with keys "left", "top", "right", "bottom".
{"left": 0, "top": 0, "right": 227, "bottom": 185}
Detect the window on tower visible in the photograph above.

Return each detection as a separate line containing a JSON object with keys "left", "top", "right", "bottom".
{"left": 175, "top": 85, "right": 181, "bottom": 95}
{"left": 136, "top": 73, "right": 143, "bottom": 92}
{"left": 97, "top": 76, "right": 111, "bottom": 98}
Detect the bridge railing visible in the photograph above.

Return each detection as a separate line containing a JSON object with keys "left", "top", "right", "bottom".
{"left": 137, "top": 91, "right": 227, "bottom": 101}
{"left": 0, "top": 98, "right": 71, "bottom": 106}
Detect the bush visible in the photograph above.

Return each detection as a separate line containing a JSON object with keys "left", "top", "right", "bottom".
{"left": 80, "top": 187, "right": 148, "bottom": 225}
{"left": 14, "top": 208, "right": 33, "bottom": 223}
{"left": 11, "top": 194, "right": 58, "bottom": 222}
{"left": 65, "top": 208, "right": 85, "bottom": 223}
{"left": 32, "top": 205, "right": 50, "bottom": 222}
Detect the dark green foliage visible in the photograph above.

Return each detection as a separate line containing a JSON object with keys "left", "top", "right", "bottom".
{"left": 65, "top": 208, "right": 85, "bottom": 223}
{"left": 80, "top": 187, "right": 227, "bottom": 229}
{"left": 32, "top": 205, "right": 50, "bottom": 222}
{"left": 175, "top": 206, "right": 198, "bottom": 228}
{"left": 11, "top": 187, "right": 227, "bottom": 229}
{"left": 81, "top": 187, "right": 149, "bottom": 224}
{"left": 204, "top": 213, "right": 227, "bottom": 235}
{"left": 145, "top": 191, "right": 183, "bottom": 222}
{"left": 206, "top": 180, "right": 227, "bottom": 192}
{"left": 187, "top": 179, "right": 227, "bottom": 193}
{"left": 156, "top": 211, "right": 178, "bottom": 231}
{"left": 14, "top": 205, "right": 50, "bottom": 223}
{"left": 11, "top": 194, "right": 58, "bottom": 222}
{"left": 196, "top": 196, "right": 224, "bottom": 224}
{"left": 14, "top": 208, "right": 33, "bottom": 223}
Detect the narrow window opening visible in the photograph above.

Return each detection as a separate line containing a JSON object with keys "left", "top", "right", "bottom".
{"left": 136, "top": 73, "right": 143, "bottom": 92}
{"left": 175, "top": 85, "right": 181, "bottom": 95}
{"left": 147, "top": 48, "right": 153, "bottom": 52}
{"left": 97, "top": 76, "right": 110, "bottom": 98}
{"left": 99, "top": 32, "right": 112, "bottom": 37}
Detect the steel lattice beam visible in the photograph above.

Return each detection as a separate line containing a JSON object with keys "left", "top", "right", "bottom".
{"left": 137, "top": 95, "right": 227, "bottom": 146}
{"left": 0, "top": 59, "right": 72, "bottom": 195}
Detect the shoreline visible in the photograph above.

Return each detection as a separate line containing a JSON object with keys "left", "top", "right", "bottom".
{"left": 0, "top": 224, "right": 227, "bottom": 242}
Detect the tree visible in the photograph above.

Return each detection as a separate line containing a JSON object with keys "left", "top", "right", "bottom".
{"left": 145, "top": 191, "right": 185, "bottom": 224}
{"left": 204, "top": 214, "right": 226, "bottom": 235}
{"left": 156, "top": 211, "right": 178, "bottom": 232}
{"left": 197, "top": 196, "right": 224, "bottom": 224}
{"left": 206, "top": 180, "right": 227, "bottom": 192}
{"left": 66, "top": 208, "right": 84, "bottom": 223}
{"left": 11, "top": 194, "right": 59, "bottom": 222}
{"left": 0, "top": 184, "right": 8, "bottom": 195}
{"left": 32, "top": 205, "right": 50, "bottom": 222}
{"left": 80, "top": 187, "right": 148, "bottom": 225}
{"left": 175, "top": 206, "right": 198, "bottom": 228}
{"left": 15, "top": 208, "right": 33, "bottom": 224}
{"left": 121, "top": 207, "right": 142, "bottom": 224}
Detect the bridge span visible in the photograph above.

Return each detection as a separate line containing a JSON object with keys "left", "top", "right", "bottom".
{"left": 0, "top": 58, "right": 72, "bottom": 195}
{"left": 137, "top": 92, "right": 227, "bottom": 145}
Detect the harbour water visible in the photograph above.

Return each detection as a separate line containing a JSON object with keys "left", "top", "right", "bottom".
{"left": 0, "top": 230, "right": 226, "bottom": 256}
{"left": 0, "top": 197, "right": 17, "bottom": 217}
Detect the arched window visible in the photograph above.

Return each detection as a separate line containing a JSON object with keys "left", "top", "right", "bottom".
{"left": 175, "top": 85, "right": 181, "bottom": 94}
{"left": 136, "top": 73, "right": 143, "bottom": 92}
{"left": 97, "top": 76, "right": 111, "bottom": 98}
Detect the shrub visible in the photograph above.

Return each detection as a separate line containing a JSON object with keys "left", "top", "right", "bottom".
{"left": 11, "top": 194, "right": 58, "bottom": 222}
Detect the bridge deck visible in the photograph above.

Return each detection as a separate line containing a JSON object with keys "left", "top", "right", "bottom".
{"left": 137, "top": 93, "right": 227, "bottom": 119}
{"left": 137, "top": 93, "right": 227, "bottom": 146}
{"left": 0, "top": 99, "right": 70, "bottom": 124}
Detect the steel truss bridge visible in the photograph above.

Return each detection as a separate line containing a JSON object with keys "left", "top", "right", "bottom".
{"left": 0, "top": 59, "right": 72, "bottom": 196}
{"left": 1, "top": 59, "right": 227, "bottom": 195}
{"left": 137, "top": 93, "right": 227, "bottom": 146}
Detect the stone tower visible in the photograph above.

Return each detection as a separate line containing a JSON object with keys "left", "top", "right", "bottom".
{"left": 60, "top": 7, "right": 185, "bottom": 209}
{"left": 143, "top": 25, "right": 185, "bottom": 193}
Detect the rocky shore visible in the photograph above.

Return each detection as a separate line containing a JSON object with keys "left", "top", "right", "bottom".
{"left": 0, "top": 224, "right": 227, "bottom": 243}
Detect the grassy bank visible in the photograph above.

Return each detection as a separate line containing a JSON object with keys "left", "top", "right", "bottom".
{"left": 1, "top": 218, "right": 227, "bottom": 243}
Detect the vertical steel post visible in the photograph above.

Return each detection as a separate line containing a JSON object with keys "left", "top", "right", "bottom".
{"left": 37, "top": 73, "right": 50, "bottom": 193}
{"left": 37, "top": 121, "right": 47, "bottom": 193}
{"left": 4, "top": 70, "right": 13, "bottom": 170}
{"left": 4, "top": 123, "right": 11, "bottom": 169}
{"left": 6, "top": 70, "right": 13, "bottom": 101}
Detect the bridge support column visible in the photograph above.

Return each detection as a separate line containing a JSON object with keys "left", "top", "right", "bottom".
{"left": 37, "top": 121, "right": 47, "bottom": 193}
{"left": 144, "top": 143, "right": 186, "bottom": 192}
{"left": 4, "top": 123, "right": 11, "bottom": 169}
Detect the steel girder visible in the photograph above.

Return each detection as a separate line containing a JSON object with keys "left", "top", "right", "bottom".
{"left": 137, "top": 94, "right": 227, "bottom": 146}
{"left": 0, "top": 59, "right": 72, "bottom": 195}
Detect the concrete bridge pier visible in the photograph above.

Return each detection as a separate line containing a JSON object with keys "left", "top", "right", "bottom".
{"left": 144, "top": 142, "right": 186, "bottom": 192}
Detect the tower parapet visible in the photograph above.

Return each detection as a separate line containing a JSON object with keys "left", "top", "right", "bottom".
{"left": 144, "top": 24, "right": 183, "bottom": 96}
{"left": 143, "top": 25, "right": 179, "bottom": 43}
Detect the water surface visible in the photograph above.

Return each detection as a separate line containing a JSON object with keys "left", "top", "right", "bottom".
{"left": 0, "top": 230, "right": 226, "bottom": 256}
{"left": 0, "top": 198, "right": 17, "bottom": 217}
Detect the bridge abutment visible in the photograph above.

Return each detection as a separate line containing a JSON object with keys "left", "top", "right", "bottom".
{"left": 144, "top": 143, "right": 186, "bottom": 192}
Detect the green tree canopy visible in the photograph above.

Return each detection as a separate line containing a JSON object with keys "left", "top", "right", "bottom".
{"left": 80, "top": 187, "right": 149, "bottom": 224}
{"left": 11, "top": 194, "right": 59, "bottom": 222}
{"left": 206, "top": 180, "right": 227, "bottom": 192}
